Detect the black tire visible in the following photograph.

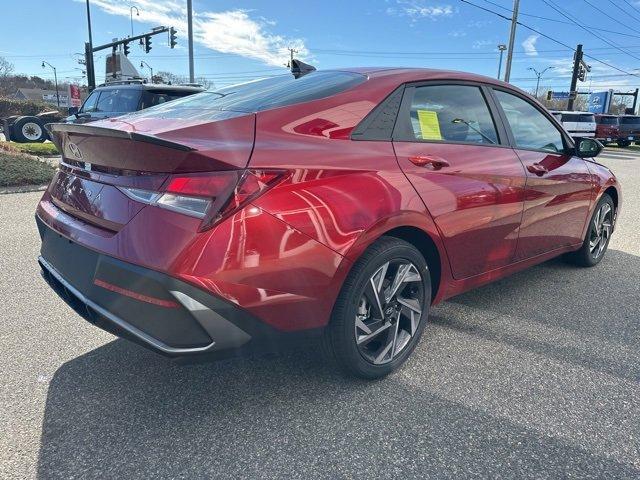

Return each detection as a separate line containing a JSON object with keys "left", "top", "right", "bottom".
{"left": 11, "top": 116, "right": 47, "bottom": 143}
{"left": 323, "top": 236, "right": 431, "bottom": 379}
{"left": 564, "top": 194, "right": 615, "bottom": 267}
{"left": 617, "top": 140, "right": 630, "bottom": 148}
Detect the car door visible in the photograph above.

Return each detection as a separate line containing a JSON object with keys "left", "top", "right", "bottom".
{"left": 392, "top": 82, "right": 527, "bottom": 279}
{"left": 491, "top": 89, "right": 592, "bottom": 260}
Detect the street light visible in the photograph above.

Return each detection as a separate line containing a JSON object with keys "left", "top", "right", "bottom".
{"left": 497, "top": 44, "right": 507, "bottom": 80}
{"left": 41, "top": 61, "right": 60, "bottom": 109}
{"left": 140, "top": 60, "right": 153, "bottom": 83}
{"left": 130, "top": 5, "right": 139, "bottom": 37}
{"left": 528, "top": 66, "right": 554, "bottom": 98}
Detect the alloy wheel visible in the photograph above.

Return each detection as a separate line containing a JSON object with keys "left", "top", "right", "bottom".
{"left": 355, "top": 260, "right": 425, "bottom": 365}
{"left": 589, "top": 202, "right": 613, "bottom": 259}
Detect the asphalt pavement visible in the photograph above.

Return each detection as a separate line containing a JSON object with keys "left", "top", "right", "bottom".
{"left": 1, "top": 148, "right": 639, "bottom": 479}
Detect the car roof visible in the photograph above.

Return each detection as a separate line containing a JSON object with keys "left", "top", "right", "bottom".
{"left": 95, "top": 83, "right": 204, "bottom": 93}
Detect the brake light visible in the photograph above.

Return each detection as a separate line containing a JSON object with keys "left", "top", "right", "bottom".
{"left": 118, "top": 169, "right": 287, "bottom": 230}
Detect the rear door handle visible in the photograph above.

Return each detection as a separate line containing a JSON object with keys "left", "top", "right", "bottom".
{"left": 527, "top": 163, "right": 548, "bottom": 176}
{"left": 408, "top": 155, "right": 450, "bottom": 170}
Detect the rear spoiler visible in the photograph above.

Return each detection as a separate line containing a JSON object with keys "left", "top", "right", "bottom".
{"left": 46, "top": 123, "right": 196, "bottom": 153}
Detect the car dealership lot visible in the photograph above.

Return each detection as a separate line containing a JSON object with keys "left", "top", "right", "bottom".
{"left": 1, "top": 150, "right": 639, "bottom": 479}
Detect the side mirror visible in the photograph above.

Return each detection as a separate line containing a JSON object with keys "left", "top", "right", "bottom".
{"left": 575, "top": 137, "right": 603, "bottom": 158}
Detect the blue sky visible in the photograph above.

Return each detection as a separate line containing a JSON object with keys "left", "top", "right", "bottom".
{"left": 2, "top": 0, "right": 640, "bottom": 93}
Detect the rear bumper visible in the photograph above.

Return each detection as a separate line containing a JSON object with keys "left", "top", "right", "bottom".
{"left": 37, "top": 216, "right": 306, "bottom": 358}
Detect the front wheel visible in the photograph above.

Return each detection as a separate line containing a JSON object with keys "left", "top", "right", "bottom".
{"left": 565, "top": 194, "right": 615, "bottom": 267}
{"left": 323, "top": 237, "right": 431, "bottom": 379}
{"left": 11, "top": 116, "right": 48, "bottom": 143}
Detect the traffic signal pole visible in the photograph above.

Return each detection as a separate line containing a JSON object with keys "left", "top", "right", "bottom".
{"left": 567, "top": 44, "right": 583, "bottom": 111}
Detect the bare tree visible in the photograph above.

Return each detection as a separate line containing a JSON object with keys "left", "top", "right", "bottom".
{"left": 0, "top": 56, "right": 14, "bottom": 77}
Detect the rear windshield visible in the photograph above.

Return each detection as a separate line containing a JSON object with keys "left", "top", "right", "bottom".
{"left": 620, "top": 116, "right": 640, "bottom": 125}
{"left": 561, "top": 113, "right": 595, "bottom": 123}
{"left": 596, "top": 116, "right": 618, "bottom": 125}
{"left": 127, "top": 71, "right": 366, "bottom": 119}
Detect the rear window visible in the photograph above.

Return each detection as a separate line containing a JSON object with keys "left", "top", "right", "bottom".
{"left": 620, "top": 116, "right": 640, "bottom": 125}
{"left": 140, "top": 90, "right": 196, "bottom": 109}
{"left": 561, "top": 113, "right": 595, "bottom": 123}
{"left": 127, "top": 71, "right": 366, "bottom": 119}
{"left": 596, "top": 116, "right": 618, "bottom": 125}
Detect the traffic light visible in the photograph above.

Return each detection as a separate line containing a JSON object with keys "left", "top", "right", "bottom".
{"left": 578, "top": 65, "right": 586, "bottom": 82}
{"left": 546, "top": 90, "right": 553, "bottom": 101}
{"left": 144, "top": 35, "right": 152, "bottom": 53}
{"left": 169, "top": 27, "right": 177, "bottom": 49}
{"left": 123, "top": 41, "right": 130, "bottom": 56}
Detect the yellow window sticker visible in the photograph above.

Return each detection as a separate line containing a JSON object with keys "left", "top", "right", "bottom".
{"left": 417, "top": 110, "right": 442, "bottom": 140}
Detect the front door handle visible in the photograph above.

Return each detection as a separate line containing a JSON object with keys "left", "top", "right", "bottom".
{"left": 408, "top": 155, "right": 450, "bottom": 170}
{"left": 527, "top": 163, "right": 548, "bottom": 176}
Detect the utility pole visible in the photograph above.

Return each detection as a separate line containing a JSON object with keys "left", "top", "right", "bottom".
{"left": 187, "top": 0, "right": 194, "bottom": 83}
{"left": 85, "top": 0, "right": 96, "bottom": 91}
{"left": 528, "top": 66, "right": 554, "bottom": 98}
{"left": 568, "top": 44, "right": 583, "bottom": 111}
{"left": 504, "top": 0, "right": 520, "bottom": 82}
{"left": 497, "top": 44, "right": 507, "bottom": 79}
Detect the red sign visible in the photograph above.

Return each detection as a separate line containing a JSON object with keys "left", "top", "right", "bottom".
{"left": 68, "top": 84, "right": 82, "bottom": 108}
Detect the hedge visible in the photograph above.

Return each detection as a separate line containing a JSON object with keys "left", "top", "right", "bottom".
{"left": 0, "top": 96, "right": 59, "bottom": 118}
{"left": 0, "top": 151, "right": 56, "bottom": 187}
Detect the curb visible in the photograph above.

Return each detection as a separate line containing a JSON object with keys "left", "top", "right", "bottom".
{"left": 0, "top": 184, "right": 48, "bottom": 195}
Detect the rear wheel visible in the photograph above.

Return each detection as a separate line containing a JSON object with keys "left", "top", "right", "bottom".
{"left": 617, "top": 139, "right": 630, "bottom": 148}
{"left": 324, "top": 237, "right": 431, "bottom": 379}
{"left": 565, "top": 194, "right": 614, "bottom": 267}
{"left": 12, "top": 116, "right": 47, "bottom": 143}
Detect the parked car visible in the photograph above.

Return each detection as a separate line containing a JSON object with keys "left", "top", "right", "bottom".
{"left": 594, "top": 114, "right": 621, "bottom": 145}
{"left": 66, "top": 81, "right": 204, "bottom": 124}
{"left": 37, "top": 69, "right": 620, "bottom": 379}
{"left": 616, "top": 115, "right": 640, "bottom": 147}
{"left": 551, "top": 110, "right": 596, "bottom": 138}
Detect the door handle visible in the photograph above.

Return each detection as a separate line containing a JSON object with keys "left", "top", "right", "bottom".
{"left": 408, "top": 155, "right": 450, "bottom": 170}
{"left": 527, "top": 163, "right": 548, "bottom": 176}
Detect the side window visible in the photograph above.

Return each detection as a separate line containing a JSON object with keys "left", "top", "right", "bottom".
{"left": 406, "top": 85, "right": 498, "bottom": 145}
{"left": 80, "top": 91, "right": 99, "bottom": 113}
{"left": 95, "top": 89, "right": 119, "bottom": 112}
{"left": 494, "top": 90, "right": 565, "bottom": 153}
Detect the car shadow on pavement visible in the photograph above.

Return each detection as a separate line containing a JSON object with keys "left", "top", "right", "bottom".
{"left": 36, "top": 250, "right": 640, "bottom": 479}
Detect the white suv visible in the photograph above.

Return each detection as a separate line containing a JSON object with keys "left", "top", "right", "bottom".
{"left": 550, "top": 110, "right": 596, "bottom": 138}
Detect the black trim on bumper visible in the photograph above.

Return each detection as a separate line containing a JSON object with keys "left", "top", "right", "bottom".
{"left": 36, "top": 216, "right": 315, "bottom": 358}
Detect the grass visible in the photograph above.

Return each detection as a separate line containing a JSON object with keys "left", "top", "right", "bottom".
{"left": 0, "top": 151, "right": 56, "bottom": 188}
{"left": 0, "top": 141, "right": 59, "bottom": 156}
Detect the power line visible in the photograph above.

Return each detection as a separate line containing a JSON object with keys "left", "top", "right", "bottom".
{"left": 459, "top": 0, "right": 640, "bottom": 80}
{"left": 582, "top": 0, "right": 640, "bottom": 34}
{"left": 611, "top": 0, "right": 640, "bottom": 22}
{"left": 541, "top": 0, "right": 640, "bottom": 61}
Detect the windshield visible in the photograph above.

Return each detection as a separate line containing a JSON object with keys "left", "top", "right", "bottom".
{"left": 597, "top": 116, "right": 618, "bottom": 125}
{"left": 561, "top": 113, "right": 595, "bottom": 123}
{"left": 127, "top": 71, "right": 367, "bottom": 120}
{"left": 620, "top": 116, "right": 640, "bottom": 125}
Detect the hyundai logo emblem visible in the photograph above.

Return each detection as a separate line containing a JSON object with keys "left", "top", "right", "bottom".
{"left": 68, "top": 143, "right": 82, "bottom": 159}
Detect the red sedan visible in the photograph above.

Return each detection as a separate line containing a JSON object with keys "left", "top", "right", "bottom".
{"left": 36, "top": 68, "right": 620, "bottom": 378}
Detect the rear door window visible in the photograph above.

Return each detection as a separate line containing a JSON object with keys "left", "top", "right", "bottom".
{"left": 620, "top": 116, "right": 640, "bottom": 125}
{"left": 402, "top": 84, "right": 499, "bottom": 145}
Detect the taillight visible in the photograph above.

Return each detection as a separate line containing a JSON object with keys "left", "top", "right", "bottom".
{"left": 118, "top": 169, "right": 287, "bottom": 231}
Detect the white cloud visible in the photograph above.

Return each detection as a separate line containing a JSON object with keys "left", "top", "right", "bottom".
{"left": 390, "top": 1, "right": 454, "bottom": 20}
{"left": 522, "top": 35, "right": 539, "bottom": 56}
{"left": 76, "top": 0, "right": 308, "bottom": 67}
{"left": 472, "top": 40, "right": 493, "bottom": 50}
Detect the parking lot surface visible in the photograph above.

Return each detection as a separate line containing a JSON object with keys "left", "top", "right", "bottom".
{"left": 1, "top": 148, "right": 639, "bottom": 479}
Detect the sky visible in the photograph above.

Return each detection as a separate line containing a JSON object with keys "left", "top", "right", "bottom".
{"left": 2, "top": 0, "right": 640, "bottom": 94}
